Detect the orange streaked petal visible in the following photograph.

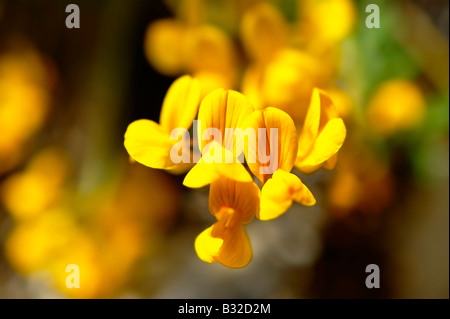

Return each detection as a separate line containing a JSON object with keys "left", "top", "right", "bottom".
{"left": 159, "top": 75, "right": 201, "bottom": 132}
{"left": 209, "top": 177, "right": 260, "bottom": 224}
{"left": 243, "top": 107, "right": 298, "bottom": 182}
{"left": 197, "top": 88, "right": 254, "bottom": 153}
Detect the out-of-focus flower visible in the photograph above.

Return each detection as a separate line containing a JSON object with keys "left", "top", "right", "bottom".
{"left": 295, "top": 88, "right": 346, "bottom": 174}
{"left": 327, "top": 144, "right": 395, "bottom": 218}
{"left": 240, "top": 2, "right": 288, "bottom": 66}
{"left": 124, "top": 75, "right": 200, "bottom": 172}
{"left": 195, "top": 178, "right": 259, "bottom": 268}
{"left": 244, "top": 107, "right": 316, "bottom": 221}
{"left": 182, "top": 88, "right": 254, "bottom": 188}
{"left": 366, "top": 79, "right": 426, "bottom": 136}
{"left": 1, "top": 147, "right": 69, "bottom": 221}
{"left": 144, "top": 19, "right": 187, "bottom": 76}
{"left": 298, "top": 0, "right": 357, "bottom": 51}
{"left": 3, "top": 146, "right": 179, "bottom": 297}
{"left": 0, "top": 48, "right": 52, "bottom": 173}
{"left": 242, "top": 48, "right": 328, "bottom": 123}
{"left": 240, "top": 2, "right": 347, "bottom": 124}
{"left": 5, "top": 207, "right": 79, "bottom": 275}
{"left": 144, "top": 0, "right": 237, "bottom": 97}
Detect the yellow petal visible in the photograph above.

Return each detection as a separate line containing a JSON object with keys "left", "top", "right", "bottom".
{"left": 298, "top": 88, "right": 321, "bottom": 158}
{"left": 195, "top": 221, "right": 252, "bottom": 268}
{"left": 197, "top": 88, "right": 254, "bottom": 154}
{"left": 296, "top": 117, "right": 346, "bottom": 169}
{"left": 195, "top": 224, "right": 223, "bottom": 264}
{"left": 124, "top": 119, "right": 175, "bottom": 169}
{"left": 209, "top": 177, "right": 260, "bottom": 224}
{"left": 243, "top": 107, "right": 298, "bottom": 183}
{"left": 317, "top": 89, "right": 339, "bottom": 125}
{"left": 182, "top": 156, "right": 252, "bottom": 188}
{"left": 259, "top": 170, "right": 315, "bottom": 221}
{"left": 159, "top": 75, "right": 201, "bottom": 132}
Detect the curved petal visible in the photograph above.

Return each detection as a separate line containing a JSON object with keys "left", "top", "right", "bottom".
{"left": 197, "top": 88, "right": 254, "bottom": 153}
{"left": 195, "top": 221, "right": 252, "bottom": 268}
{"left": 243, "top": 107, "right": 298, "bottom": 183}
{"left": 296, "top": 117, "right": 346, "bottom": 169}
{"left": 195, "top": 224, "right": 224, "bottom": 264}
{"left": 259, "top": 170, "right": 315, "bottom": 221}
{"left": 124, "top": 119, "right": 175, "bottom": 169}
{"left": 298, "top": 88, "right": 321, "bottom": 158}
{"left": 182, "top": 158, "right": 252, "bottom": 188}
{"left": 159, "top": 75, "right": 201, "bottom": 132}
{"left": 209, "top": 177, "right": 260, "bottom": 224}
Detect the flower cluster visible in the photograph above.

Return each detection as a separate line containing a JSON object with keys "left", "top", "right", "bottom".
{"left": 124, "top": 75, "right": 346, "bottom": 268}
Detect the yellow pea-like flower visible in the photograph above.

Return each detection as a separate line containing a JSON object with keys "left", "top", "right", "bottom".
{"left": 295, "top": 88, "right": 347, "bottom": 174}
{"left": 183, "top": 88, "right": 255, "bottom": 188}
{"left": 195, "top": 177, "right": 259, "bottom": 268}
{"left": 243, "top": 107, "right": 316, "bottom": 221}
{"left": 124, "top": 75, "right": 200, "bottom": 171}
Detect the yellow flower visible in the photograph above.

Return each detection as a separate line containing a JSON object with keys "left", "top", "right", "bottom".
{"left": 242, "top": 48, "right": 327, "bottom": 123}
{"left": 295, "top": 88, "right": 347, "bottom": 174}
{"left": 366, "top": 79, "right": 426, "bottom": 136}
{"left": 144, "top": 19, "right": 237, "bottom": 98}
{"left": 5, "top": 207, "right": 79, "bottom": 275}
{"left": 1, "top": 147, "right": 69, "bottom": 221}
{"left": 243, "top": 107, "right": 316, "bottom": 221}
{"left": 195, "top": 177, "right": 259, "bottom": 268}
{"left": 298, "top": 0, "right": 356, "bottom": 49}
{"left": 183, "top": 88, "right": 255, "bottom": 188}
{"left": 124, "top": 75, "right": 200, "bottom": 171}
{"left": 0, "top": 48, "right": 51, "bottom": 173}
